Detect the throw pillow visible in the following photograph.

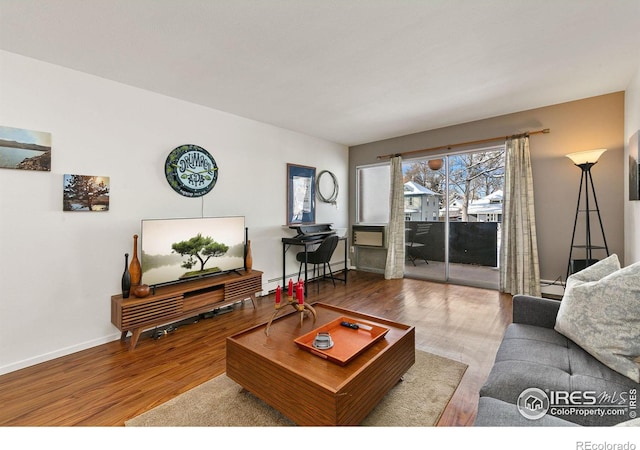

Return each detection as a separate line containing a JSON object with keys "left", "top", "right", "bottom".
{"left": 555, "top": 259, "right": 640, "bottom": 383}
{"left": 565, "top": 254, "right": 621, "bottom": 289}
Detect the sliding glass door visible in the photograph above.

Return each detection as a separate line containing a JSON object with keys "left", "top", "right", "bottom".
{"left": 403, "top": 146, "right": 504, "bottom": 289}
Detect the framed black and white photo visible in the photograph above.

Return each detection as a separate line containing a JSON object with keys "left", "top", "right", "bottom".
{"left": 287, "top": 163, "right": 316, "bottom": 225}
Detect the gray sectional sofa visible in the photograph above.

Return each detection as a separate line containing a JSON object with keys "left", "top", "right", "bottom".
{"left": 474, "top": 294, "right": 640, "bottom": 426}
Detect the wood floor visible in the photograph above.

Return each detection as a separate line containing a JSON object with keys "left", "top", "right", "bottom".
{"left": 0, "top": 270, "right": 512, "bottom": 426}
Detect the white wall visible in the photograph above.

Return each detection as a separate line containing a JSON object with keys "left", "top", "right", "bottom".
{"left": 0, "top": 51, "right": 348, "bottom": 374}
{"left": 624, "top": 63, "right": 640, "bottom": 265}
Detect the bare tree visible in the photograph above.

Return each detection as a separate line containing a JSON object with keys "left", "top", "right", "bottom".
{"left": 63, "top": 175, "right": 109, "bottom": 211}
{"left": 404, "top": 161, "right": 445, "bottom": 196}
{"left": 403, "top": 149, "right": 504, "bottom": 220}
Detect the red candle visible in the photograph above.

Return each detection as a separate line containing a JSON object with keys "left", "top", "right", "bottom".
{"left": 275, "top": 285, "right": 281, "bottom": 304}
{"left": 288, "top": 279, "right": 293, "bottom": 297}
{"left": 297, "top": 283, "right": 304, "bottom": 304}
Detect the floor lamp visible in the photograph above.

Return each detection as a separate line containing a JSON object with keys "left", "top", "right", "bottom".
{"left": 566, "top": 149, "right": 610, "bottom": 281}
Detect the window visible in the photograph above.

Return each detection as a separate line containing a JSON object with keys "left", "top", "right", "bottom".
{"left": 356, "top": 164, "right": 390, "bottom": 223}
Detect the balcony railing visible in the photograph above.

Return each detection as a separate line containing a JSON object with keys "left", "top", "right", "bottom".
{"left": 405, "top": 221, "right": 499, "bottom": 267}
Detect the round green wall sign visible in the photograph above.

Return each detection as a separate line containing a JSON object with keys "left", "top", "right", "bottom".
{"left": 165, "top": 144, "right": 218, "bottom": 197}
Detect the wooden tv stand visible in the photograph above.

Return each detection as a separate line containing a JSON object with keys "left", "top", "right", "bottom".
{"left": 111, "top": 270, "right": 262, "bottom": 350}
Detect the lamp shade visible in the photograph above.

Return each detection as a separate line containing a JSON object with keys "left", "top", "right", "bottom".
{"left": 427, "top": 158, "right": 443, "bottom": 170}
{"left": 566, "top": 149, "right": 607, "bottom": 165}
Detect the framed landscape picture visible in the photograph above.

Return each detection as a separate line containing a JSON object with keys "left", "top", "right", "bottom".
{"left": 630, "top": 131, "right": 639, "bottom": 201}
{"left": 63, "top": 174, "right": 110, "bottom": 211}
{"left": 0, "top": 125, "right": 52, "bottom": 171}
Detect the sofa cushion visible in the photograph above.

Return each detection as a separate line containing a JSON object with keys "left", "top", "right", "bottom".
{"left": 503, "top": 320, "right": 568, "bottom": 346}
{"left": 480, "top": 324, "right": 573, "bottom": 402}
{"left": 555, "top": 259, "right": 640, "bottom": 383}
{"left": 475, "top": 397, "right": 578, "bottom": 427}
{"left": 480, "top": 360, "right": 572, "bottom": 402}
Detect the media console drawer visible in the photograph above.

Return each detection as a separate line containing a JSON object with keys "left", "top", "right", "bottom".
{"left": 225, "top": 276, "right": 262, "bottom": 301}
{"left": 111, "top": 270, "right": 262, "bottom": 350}
{"left": 183, "top": 288, "right": 224, "bottom": 312}
{"left": 114, "top": 294, "right": 184, "bottom": 330}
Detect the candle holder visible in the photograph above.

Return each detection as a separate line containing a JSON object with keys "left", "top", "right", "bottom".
{"left": 265, "top": 282, "right": 316, "bottom": 336}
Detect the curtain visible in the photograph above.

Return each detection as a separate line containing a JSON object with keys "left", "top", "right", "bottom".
{"left": 500, "top": 136, "right": 541, "bottom": 296}
{"left": 385, "top": 155, "right": 405, "bottom": 279}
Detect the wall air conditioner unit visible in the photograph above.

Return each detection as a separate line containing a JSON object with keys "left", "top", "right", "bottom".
{"left": 352, "top": 225, "right": 387, "bottom": 248}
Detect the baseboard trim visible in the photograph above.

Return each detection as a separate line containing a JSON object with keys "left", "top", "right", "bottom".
{"left": 0, "top": 333, "right": 121, "bottom": 376}
{"left": 540, "top": 278, "right": 565, "bottom": 299}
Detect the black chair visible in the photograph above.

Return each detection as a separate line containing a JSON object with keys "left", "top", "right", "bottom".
{"left": 405, "top": 225, "right": 429, "bottom": 266}
{"left": 296, "top": 235, "right": 340, "bottom": 292}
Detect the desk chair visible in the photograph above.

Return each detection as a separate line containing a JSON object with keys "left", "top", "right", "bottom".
{"left": 296, "top": 235, "right": 339, "bottom": 292}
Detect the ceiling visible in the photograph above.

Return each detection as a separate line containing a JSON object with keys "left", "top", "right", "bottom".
{"left": 1, "top": 0, "right": 639, "bottom": 146}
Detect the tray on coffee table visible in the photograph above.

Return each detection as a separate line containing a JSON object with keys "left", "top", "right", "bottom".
{"left": 294, "top": 316, "right": 389, "bottom": 365}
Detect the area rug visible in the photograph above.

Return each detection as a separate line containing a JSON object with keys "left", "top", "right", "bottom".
{"left": 125, "top": 349, "right": 467, "bottom": 427}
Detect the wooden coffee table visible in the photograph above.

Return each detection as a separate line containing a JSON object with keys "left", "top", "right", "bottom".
{"left": 226, "top": 303, "right": 415, "bottom": 426}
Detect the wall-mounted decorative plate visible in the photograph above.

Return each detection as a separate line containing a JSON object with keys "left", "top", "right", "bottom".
{"left": 165, "top": 144, "right": 218, "bottom": 197}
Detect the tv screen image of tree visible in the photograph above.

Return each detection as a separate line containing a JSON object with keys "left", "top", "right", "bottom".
{"left": 140, "top": 217, "right": 246, "bottom": 286}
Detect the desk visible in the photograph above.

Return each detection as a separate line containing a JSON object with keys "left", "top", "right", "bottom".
{"left": 282, "top": 235, "right": 347, "bottom": 295}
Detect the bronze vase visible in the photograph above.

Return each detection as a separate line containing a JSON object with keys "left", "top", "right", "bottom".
{"left": 129, "top": 234, "right": 142, "bottom": 286}
{"left": 245, "top": 239, "right": 253, "bottom": 273}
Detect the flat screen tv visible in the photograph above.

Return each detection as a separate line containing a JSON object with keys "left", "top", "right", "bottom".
{"left": 141, "top": 216, "right": 246, "bottom": 287}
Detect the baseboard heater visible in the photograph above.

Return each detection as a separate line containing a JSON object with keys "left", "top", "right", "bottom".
{"left": 352, "top": 225, "right": 387, "bottom": 248}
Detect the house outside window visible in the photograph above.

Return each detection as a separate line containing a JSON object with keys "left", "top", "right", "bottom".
{"left": 404, "top": 181, "right": 440, "bottom": 222}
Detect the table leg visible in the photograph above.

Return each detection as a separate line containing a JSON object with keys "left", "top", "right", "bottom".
{"left": 282, "top": 243, "right": 286, "bottom": 288}
{"left": 304, "top": 245, "right": 309, "bottom": 296}
{"left": 344, "top": 237, "right": 348, "bottom": 284}
{"left": 129, "top": 329, "right": 142, "bottom": 351}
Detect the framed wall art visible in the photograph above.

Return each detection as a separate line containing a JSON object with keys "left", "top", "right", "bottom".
{"left": 287, "top": 163, "right": 316, "bottom": 225}
{"left": 63, "top": 174, "right": 110, "bottom": 211}
{"left": 629, "top": 130, "right": 639, "bottom": 201}
{"left": 0, "top": 125, "right": 51, "bottom": 171}
{"left": 164, "top": 144, "right": 218, "bottom": 197}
